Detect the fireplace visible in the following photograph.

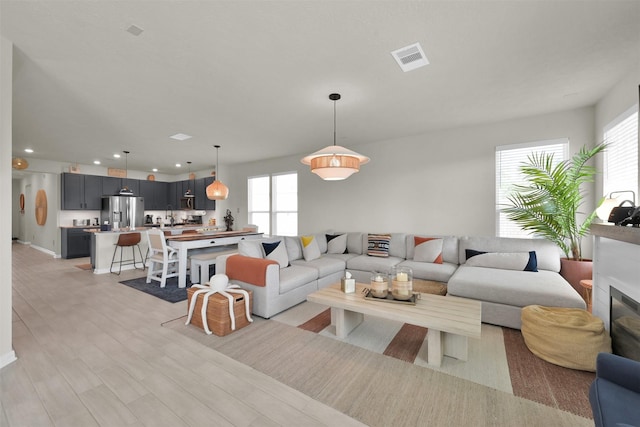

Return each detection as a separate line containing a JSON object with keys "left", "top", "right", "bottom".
{"left": 610, "top": 286, "right": 640, "bottom": 362}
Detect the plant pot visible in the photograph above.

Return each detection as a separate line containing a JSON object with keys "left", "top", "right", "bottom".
{"left": 559, "top": 258, "right": 593, "bottom": 296}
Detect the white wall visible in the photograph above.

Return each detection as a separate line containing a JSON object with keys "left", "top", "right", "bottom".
{"left": 228, "top": 106, "right": 596, "bottom": 251}
{"left": 13, "top": 173, "right": 61, "bottom": 254}
{"left": 1, "top": 36, "right": 17, "bottom": 369}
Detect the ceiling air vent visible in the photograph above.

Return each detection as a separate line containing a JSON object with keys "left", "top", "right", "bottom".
{"left": 391, "top": 42, "right": 429, "bottom": 72}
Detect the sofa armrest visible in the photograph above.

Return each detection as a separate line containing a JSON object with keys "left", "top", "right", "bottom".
{"left": 596, "top": 352, "right": 640, "bottom": 393}
{"left": 225, "top": 254, "right": 279, "bottom": 287}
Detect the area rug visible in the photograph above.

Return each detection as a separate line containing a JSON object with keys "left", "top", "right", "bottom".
{"left": 118, "top": 276, "right": 191, "bottom": 303}
{"left": 74, "top": 263, "right": 92, "bottom": 270}
{"left": 294, "top": 306, "right": 595, "bottom": 419}
{"left": 163, "top": 314, "right": 593, "bottom": 426}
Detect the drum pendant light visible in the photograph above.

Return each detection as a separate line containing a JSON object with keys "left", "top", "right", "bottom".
{"left": 301, "top": 93, "right": 369, "bottom": 180}
{"left": 206, "top": 145, "right": 229, "bottom": 200}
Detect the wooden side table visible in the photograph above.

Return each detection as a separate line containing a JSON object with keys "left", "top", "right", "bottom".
{"left": 579, "top": 279, "right": 593, "bottom": 313}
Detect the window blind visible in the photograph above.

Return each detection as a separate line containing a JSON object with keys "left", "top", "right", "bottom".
{"left": 603, "top": 105, "right": 639, "bottom": 200}
{"left": 495, "top": 138, "right": 568, "bottom": 238}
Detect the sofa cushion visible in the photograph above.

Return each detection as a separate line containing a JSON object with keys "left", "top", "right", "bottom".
{"left": 326, "top": 234, "right": 347, "bottom": 254}
{"left": 413, "top": 237, "right": 443, "bottom": 264}
{"left": 279, "top": 265, "right": 318, "bottom": 294}
{"left": 238, "top": 239, "right": 264, "bottom": 258}
{"left": 347, "top": 254, "right": 403, "bottom": 273}
{"left": 367, "top": 233, "right": 391, "bottom": 257}
{"left": 398, "top": 260, "right": 458, "bottom": 283}
{"left": 291, "top": 255, "right": 346, "bottom": 277}
{"left": 262, "top": 240, "right": 289, "bottom": 268}
{"left": 324, "top": 252, "right": 359, "bottom": 263}
{"left": 458, "top": 236, "right": 560, "bottom": 272}
{"left": 301, "top": 235, "right": 321, "bottom": 261}
{"left": 447, "top": 265, "right": 585, "bottom": 309}
{"left": 465, "top": 250, "right": 538, "bottom": 272}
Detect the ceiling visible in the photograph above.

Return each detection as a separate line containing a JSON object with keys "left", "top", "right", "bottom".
{"left": 3, "top": 1, "right": 640, "bottom": 175}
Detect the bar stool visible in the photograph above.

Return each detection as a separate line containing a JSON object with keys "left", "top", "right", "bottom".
{"left": 110, "top": 232, "right": 145, "bottom": 275}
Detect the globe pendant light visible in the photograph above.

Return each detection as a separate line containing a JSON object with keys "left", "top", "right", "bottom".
{"left": 206, "top": 145, "right": 229, "bottom": 200}
{"left": 301, "top": 93, "right": 369, "bottom": 180}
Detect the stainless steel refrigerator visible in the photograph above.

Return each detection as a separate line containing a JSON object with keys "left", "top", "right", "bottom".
{"left": 100, "top": 196, "right": 145, "bottom": 230}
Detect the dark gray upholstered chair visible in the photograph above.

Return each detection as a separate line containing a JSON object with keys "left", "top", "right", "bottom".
{"left": 589, "top": 352, "right": 640, "bottom": 427}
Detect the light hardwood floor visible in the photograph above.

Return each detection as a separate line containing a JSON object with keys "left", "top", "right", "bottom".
{"left": 1, "top": 243, "right": 365, "bottom": 427}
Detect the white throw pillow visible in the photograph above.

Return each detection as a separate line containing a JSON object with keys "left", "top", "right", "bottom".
{"left": 465, "top": 250, "right": 538, "bottom": 272}
{"left": 301, "top": 235, "right": 321, "bottom": 261}
{"left": 262, "top": 240, "right": 289, "bottom": 268}
{"left": 238, "top": 240, "right": 264, "bottom": 258}
{"left": 413, "top": 237, "right": 443, "bottom": 263}
{"left": 326, "top": 234, "right": 347, "bottom": 254}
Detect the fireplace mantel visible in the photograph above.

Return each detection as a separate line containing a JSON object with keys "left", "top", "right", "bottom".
{"left": 591, "top": 223, "right": 640, "bottom": 245}
{"left": 591, "top": 223, "right": 640, "bottom": 330}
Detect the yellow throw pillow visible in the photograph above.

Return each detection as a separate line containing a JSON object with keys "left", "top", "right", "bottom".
{"left": 301, "top": 235, "right": 321, "bottom": 261}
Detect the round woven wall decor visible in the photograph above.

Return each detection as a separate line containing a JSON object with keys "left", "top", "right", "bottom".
{"left": 19, "top": 193, "right": 25, "bottom": 211}
{"left": 35, "top": 189, "right": 47, "bottom": 225}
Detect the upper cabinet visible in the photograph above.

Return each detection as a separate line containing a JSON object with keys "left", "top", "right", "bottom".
{"left": 61, "top": 173, "right": 103, "bottom": 210}
{"left": 197, "top": 177, "right": 217, "bottom": 211}
{"left": 139, "top": 180, "right": 168, "bottom": 210}
{"left": 61, "top": 173, "right": 216, "bottom": 212}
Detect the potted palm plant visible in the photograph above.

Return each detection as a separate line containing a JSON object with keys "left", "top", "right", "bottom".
{"left": 502, "top": 143, "right": 606, "bottom": 293}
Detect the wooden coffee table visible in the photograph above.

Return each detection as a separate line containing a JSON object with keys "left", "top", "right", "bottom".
{"left": 307, "top": 283, "right": 481, "bottom": 367}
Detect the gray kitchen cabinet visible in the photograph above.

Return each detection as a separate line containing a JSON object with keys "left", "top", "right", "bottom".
{"left": 61, "top": 227, "right": 96, "bottom": 258}
{"left": 102, "top": 176, "right": 121, "bottom": 196}
{"left": 61, "top": 173, "right": 103, "bottom": 210}
{"left": 196, "top": 176, "right": 216, "bottom": 211}
{"left": 196, "top": 177, "right": 216, "bottom": 211}
{"left": 140, "top": 180, "right": 168, "bottom": 210}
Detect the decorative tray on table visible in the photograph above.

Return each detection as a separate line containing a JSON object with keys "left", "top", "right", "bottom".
{"left": 363, "top": 289, "right": 419, "bottom": 305}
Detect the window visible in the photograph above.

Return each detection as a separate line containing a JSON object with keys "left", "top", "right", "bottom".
{"left": 496, "top": 139, "right": 568, "bottom": 238}
{"left": 603, "top": 105, "right": 638, "bottom": 200}
{"left": 248, "top": 172, "right": 297, "bottom": 236}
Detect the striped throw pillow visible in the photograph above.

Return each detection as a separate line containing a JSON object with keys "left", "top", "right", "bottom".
{"left": 367, "top": 233, "right": 391, "bottom": 257}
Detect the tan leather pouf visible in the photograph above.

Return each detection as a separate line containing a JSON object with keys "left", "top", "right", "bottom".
{"left": 521, "top": 305, "right": 611, "bottom": 371}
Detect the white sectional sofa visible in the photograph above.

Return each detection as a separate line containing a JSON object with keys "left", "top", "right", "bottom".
{"left": 216, "top": 232, "right": 586, "bottom": 328}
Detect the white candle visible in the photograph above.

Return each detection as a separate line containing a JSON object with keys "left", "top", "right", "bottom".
{"left": 396, "top": 272, "right": 408, "bottom": 281}
{"left": 374, "top": 275, "right": 384, "bottom": 282}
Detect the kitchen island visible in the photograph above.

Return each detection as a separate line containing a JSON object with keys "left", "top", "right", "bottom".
{"left": 90, "top": 228, "right": 261, "bottom": 280}
{"left": 166, "top": 230, "right": 262, "bottom": 287}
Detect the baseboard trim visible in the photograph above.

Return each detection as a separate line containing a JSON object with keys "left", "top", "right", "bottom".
{"left": 0, "top": 350, "right": 17, "bottom": 370}
{"left": 29, "top": 244, "right": 57, "bottom": 258}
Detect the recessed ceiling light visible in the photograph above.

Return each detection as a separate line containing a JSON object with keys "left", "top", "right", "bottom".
{"left": 152, "top": 168, "right": 158, "bottom": 172}
{"left": 126, "top": 24, "right": 144, "bottom": 36}
{"left": 170, "top": 133, "right": 192, "bottom": 141}
{"left": 391, "top": 42, "right": 429, "bottom": 72}
{"left": 93, "top": 160, "right": 101, "bottom": 165}
{"left": 113, "top": 153, "right": 121, "bottom": 158}
{"left": 24, "top": 148, "right": 33, "bottom": 153}
{"left": 176, "top": 163, "right": 181, "bottom": 168}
